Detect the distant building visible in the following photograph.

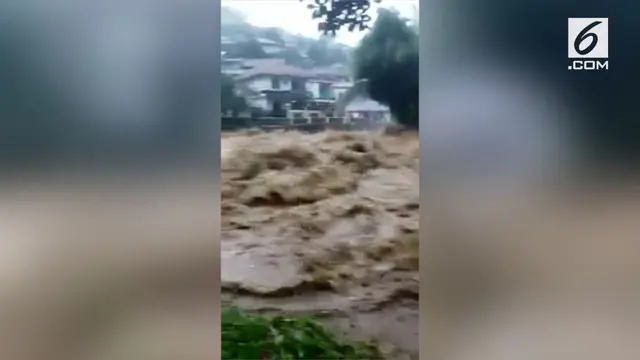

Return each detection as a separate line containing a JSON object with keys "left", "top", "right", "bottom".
{"left": 221, "top": 58, "right": 246, "bottom": 77}
{"left": 306, "top": 79, "right": 334, "bottom": 100}
{"left": 344, "top": 96, "right": 391, "bottom": 123}
{"left": 330, "top": 81, "right": 353, "bottom": 101}
{"left": 233, "top": 61, "right": 313, "bottom": 116}
{"left": 254, "top": 37, "right": 286, "bottom": 55}
{"left": 231, "top": 60, "right": 347, "bottom": 117}
{"left": 326, "top": 79, "right": 392, "bottom": 122}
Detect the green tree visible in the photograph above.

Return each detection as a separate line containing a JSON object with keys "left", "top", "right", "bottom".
{"left": 221, "top": 74, "right": 248, "bottom": 117}
{"left": 300, "top": 0, "right": 378, "bottom": 34}
{"left": 261, "top": 27, "right": 285, "bottom": 45}
{"left": 225, "top": 39, "right": 269, "bottom": 59}
{"left": 352, "top": 8, "right": 418, "bottom": 128}
{"left": 301, "top": 2, "right": 418, "bottom": 128}
{"left": 306, "top": 38, "right": 350, "bottom": 66}
{"left": 327, "top": 46, "right": 350, "bottom": 65}
{"left": 306, "top": 39, "right": 332, "bottom": 66}
{"left": 281, "top": 48, "right": 312, "bottom": 68}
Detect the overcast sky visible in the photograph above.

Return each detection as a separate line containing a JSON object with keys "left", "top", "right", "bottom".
{"left": 221, "top": 0, "right": 418, "bottom": 46}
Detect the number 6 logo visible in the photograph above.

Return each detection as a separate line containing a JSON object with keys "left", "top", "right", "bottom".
{"left": 574, "top": 20, "right": 602, "bottom": 56}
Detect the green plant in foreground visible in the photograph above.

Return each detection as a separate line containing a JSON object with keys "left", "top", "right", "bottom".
{"left": 222, "top": 307, "right": 381, "bottom": 359}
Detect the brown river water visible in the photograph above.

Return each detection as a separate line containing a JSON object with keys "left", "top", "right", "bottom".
{"left": 0, "top": 129, "right": 418, "bottom": 360}
{"left": 221, "top": 129, "right": 420, "bottom": 359}
{"left": 3, "top": 129, "right": 640, "bottom": 360}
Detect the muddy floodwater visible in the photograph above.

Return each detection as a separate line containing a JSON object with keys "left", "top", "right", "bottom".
{"left": 221, "top": 129, "right": 420, "bottom": 359}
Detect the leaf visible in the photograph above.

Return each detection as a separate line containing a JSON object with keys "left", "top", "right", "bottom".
{"left": 221, "top": 307, "right": 381, "bottom": 359}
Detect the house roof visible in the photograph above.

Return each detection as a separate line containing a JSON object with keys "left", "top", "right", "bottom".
{"left": 235, "top": 62, "right": 316, "bottom": 80}
{"left": 221, "top": 57, "right": 244, "bottom": 64}
{"left": 240, "top": 58, "right": 285, "bottom": 67}
{"left": 230, "top": 56, "right": 354, "bottom": 83}
{"left": 345, "top": 97, "right": 389, "bottom": 112}
{"left": 311, "top": 64, "right": 351, "bottom": 77}
{"left": 331, "top": 81, "right": 353, "bottom": 88}
{"left": 255, "top": 37, "right": 282, "bottom": 46}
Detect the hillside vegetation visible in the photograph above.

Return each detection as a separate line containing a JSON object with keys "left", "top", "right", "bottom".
{"left": 221, "top": 6, "right": 352, "bottom": 68}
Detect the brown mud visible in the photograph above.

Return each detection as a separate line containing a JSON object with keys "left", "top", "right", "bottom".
{"left": 221, "top": 129, "right": 420, "bottom": 359}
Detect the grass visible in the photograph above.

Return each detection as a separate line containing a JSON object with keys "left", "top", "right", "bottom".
{"left": 222, "top": 307, "right": 382, "bottom": 359}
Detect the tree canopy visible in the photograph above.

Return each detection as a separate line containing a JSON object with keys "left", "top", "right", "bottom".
{"left": 351, "top": 8, "right": 418, "bottom": 128}
{"left": 306, "top": 39, "right": 332, "bottom": 66}
{"left": 224, "top": 38, "right": 269, "bottom": 58}
{"left": 221, "top": 7, "right": 352, "bottom": 67}
{"left": 301, "top": 2, "right": 419, "bottom": 128}
{"left": 304, "top": 0, "right": 640, "bottom": 165}
{"left": 260, "top": 27, "right": 285, "bottom": 45}
{"left": 301, "top": 0, "right": 378, "bottom": 35}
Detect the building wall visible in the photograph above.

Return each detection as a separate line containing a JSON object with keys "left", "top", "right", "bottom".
{"left": 244, "top": 76, "right": 345, "bottom": 100}
{"left": 333, "top": 87, "right": 349, "bottom": 100}
{"left": 287, "top": 109, "right": 324, "bottom": 119}
{"left": 245, "top": 75, "right": 292, "bottom": 92}
{"left": 221, "top": 61, "right": 244, "bottom": 76}
{"left": 307, "top": 81, "right": 320, "bottom": 98}
{"left": 247, "top": 96, "right": 269, "bottom": 110}
{"left": 307, "top": 80, "right": 334, "bottom": 99}
{"left": 263, "top": 44, "right": 285, "bottom": 55}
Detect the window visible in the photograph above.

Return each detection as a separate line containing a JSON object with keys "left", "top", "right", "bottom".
{"left": 319, "top": 83, "right": 332, "bottom": 99}
{"left": 291, "top": 78, "right": 305, "bottom": 92}
{"left": 272, "top": 101, "right": 284, "bottom": 116}
{"left": 271, "top": 76, "right": 280, "bottom": 89}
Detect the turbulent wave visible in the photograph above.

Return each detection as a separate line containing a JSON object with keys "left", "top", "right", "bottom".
{"left": 221, "top": 128, "right": 420, "bottom": 358}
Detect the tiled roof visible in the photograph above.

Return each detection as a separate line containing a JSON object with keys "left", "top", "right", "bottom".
{"left": 235, "top": 62, "right": 316, "bottom": 80}
{"left": 240, "top": 58, "right": 286, "bottom": 67}
{"left": 232, "top": 58, "right": 353, "bottom": 81}
{"left": 311, "top": 64, "right": 351, "bottom": 77}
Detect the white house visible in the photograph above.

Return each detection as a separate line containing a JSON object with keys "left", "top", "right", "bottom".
{"left": 331, "top": 81, "right": 353, "bottom": 101}
{"left": 234, "top": 62, "right": 311, "bottom": 115}
{"left": 344, "top": 96, "right": 391, "bottom": 123}
{"left": 221, "top": 58, "right": 246, "bottom": 77}
{"left": 306, "top": 79, "right": 334, "bottom": 99}
{"left": 235, "top": 63, "right": 309, "bottom": 93}
{"left": 230, "top": 59, "right": 361, "bottom": 119}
